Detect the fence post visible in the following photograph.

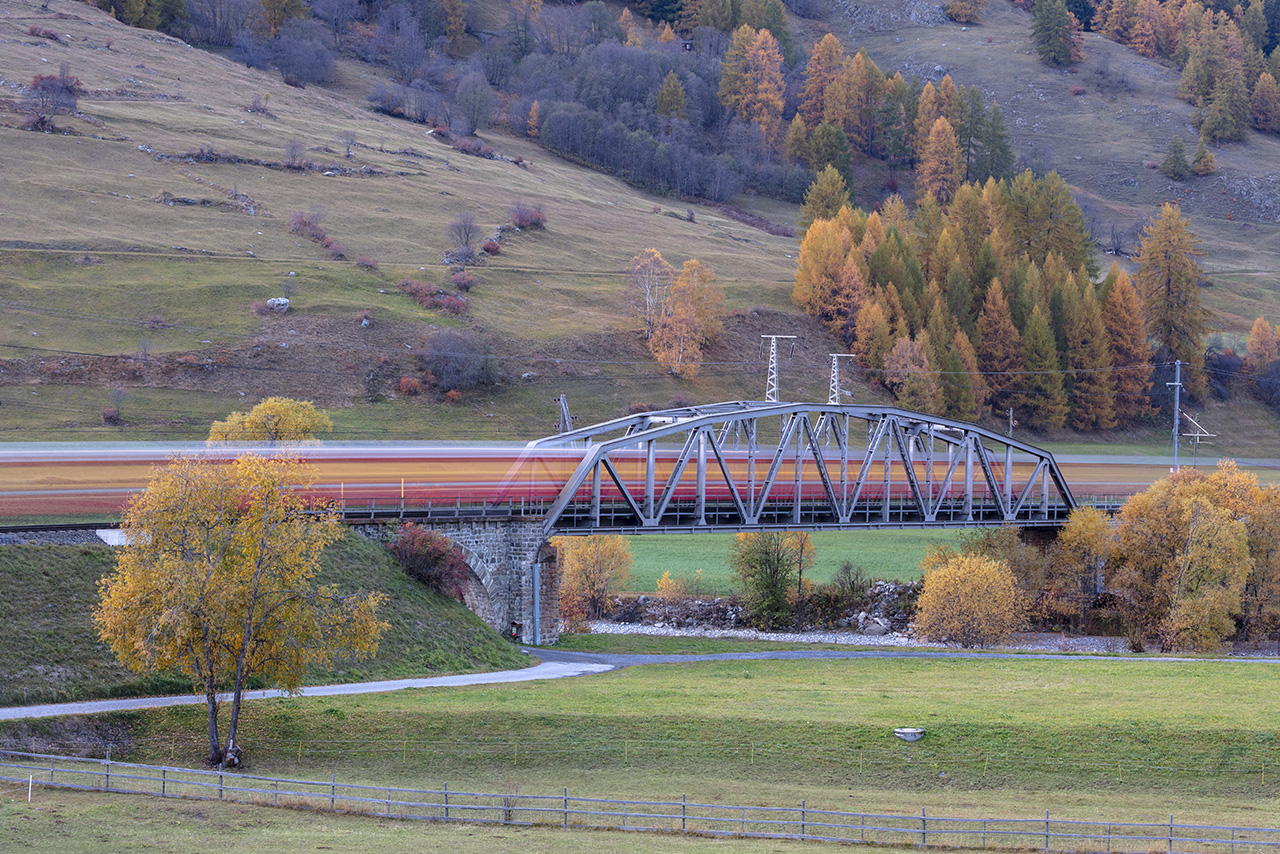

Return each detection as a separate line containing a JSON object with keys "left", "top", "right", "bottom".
{"left": 219, "top": 773, "right": 223, "bottom": 800}
{"left": 105, "top": 756, "right": 110, "bottom": 792}
{"left": 741, "top": 807, "right": 746, "bottom": 835}
{"left": 161, "top": 768, "right": 166, "bottom": 797}
{"left": 922, "top": 807, "right": 927, "bottom": 845}
{"left": 801, "top": 800, "right": 806, "bottom": 839}
{"left": 444, "top": 782, "right": 449, "bottom": 820}
{"left": 274, "top": 779, "right": 279, "bottom": 807}
{"left": 1045, "top": 810, "right": 1050, "bottom": 852}
{"left": 1107, "top": 823, "right": 1112, "bottom": 854}
{"left": 564, "top": 787, "right": 568, "bottom": 828}
{"left": 1169, "top": 814, "right": 1173, "bottom": 854}
{"left": 49, "top": 757, "right": 54, "bottom": 784}
{"left": 330, "top": 773, "right": 335, "bottom": 811}
{"left": 386, "top": 788, "right": 390, "bottom": 817}
{"left": 983, "top": 820, "right": 987, "bottom": 847}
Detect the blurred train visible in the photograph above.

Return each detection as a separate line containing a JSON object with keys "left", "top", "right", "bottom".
{"left": 0, "top": 442, "right": 1182, "bottom": 523}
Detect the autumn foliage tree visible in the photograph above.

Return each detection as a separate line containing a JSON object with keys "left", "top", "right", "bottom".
{"left": 625, "top": 248, "right": 675, "bottom": 339}
{"left": 1136, "top": 203, "right": 1207, "bottom": 399}
{"left": 95, "top": 455, "right": 385, "bottom": 767}
{"left": 649, "top": 258, "right": 724, "bottom": 376}
{"left": 1108, "top": 463, "right": 1265, "bottom": 651}
{"left": 209, "top": 397, "right": 333, "bottom": 444}
{"left": 553, "top": 535, "right": 632, "bottom": 624}
{"left": 915, "top": 554, "right": 1026, "bottom": 648}
{"left": 732, "top": 531, "right": 814, "bottom": 629}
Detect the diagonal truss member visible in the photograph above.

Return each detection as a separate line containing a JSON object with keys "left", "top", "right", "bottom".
{"left": 528, "top": 401, "right": 1076, "bottom": 536}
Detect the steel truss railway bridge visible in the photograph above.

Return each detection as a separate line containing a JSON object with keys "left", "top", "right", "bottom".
{"left": 422, "top": 401, "right": 1077, "bottom": 646}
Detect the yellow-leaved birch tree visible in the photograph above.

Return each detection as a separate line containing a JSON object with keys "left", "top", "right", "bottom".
{"left": 95, "top": 455, "right": 385, "bottom": 767}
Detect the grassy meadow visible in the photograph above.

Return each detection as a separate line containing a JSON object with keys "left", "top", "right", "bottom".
{"left": 625, "top": 529, "right": 963, "bottom": 593}
{"left": 5, "top": 655, "right": 1278, "bottom": 828}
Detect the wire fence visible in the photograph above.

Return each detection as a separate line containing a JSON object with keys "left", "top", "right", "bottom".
{"left": 3, "top": 750, "right": 1280, "bottom": 853}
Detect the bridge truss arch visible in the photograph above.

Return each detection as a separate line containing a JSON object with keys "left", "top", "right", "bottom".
{"left": 528, "top": 401, "right": 1076, "bottom": 537}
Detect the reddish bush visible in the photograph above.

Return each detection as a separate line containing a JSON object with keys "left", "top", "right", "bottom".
{"left": 399, "top": 279, "right": 468, "bottom": 314}
{"left": 434, "top": 295, "right": 468, "bottom": 315}
{"left": 100, "top": 407, "right": 122, "bottom": 426}
{"left": 452, "top": 137, "right": 494, "bottom": 158}
{"left": 355, "top": 255, "right": 379, "bottom": 270}
{"left": 450, "top": 270, "right": 477, "bottom": 291}
{"left": 445, "top": 389, "right": 462, "bottom": 403}
{"left": 627, "top": 400, "right": 657, "bottom": 415}
{"left": 399, "top": 376, "right": 423, "bottom": 396}
{"left": 290, "top": 210, "right": 327, "bottom": 243}
{"left": 509, "top": 202, "right": 546, "bottom": 229}
{"left": 481, "top": 238, "right": 500, "bottom": 255}
{"left": 1071, "top": 84, "right": 1086, "bottom": 96}
{"left": 387, "top": 524, "right": 468, "bottom": 599}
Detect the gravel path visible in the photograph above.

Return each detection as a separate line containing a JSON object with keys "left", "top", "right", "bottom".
{"left": 587, "top": 621, "right": 1130, "bottom": 654}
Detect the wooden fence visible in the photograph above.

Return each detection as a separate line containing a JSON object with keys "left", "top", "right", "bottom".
{"left": 2, "top": 750, "right": 1278, "bottom": 853}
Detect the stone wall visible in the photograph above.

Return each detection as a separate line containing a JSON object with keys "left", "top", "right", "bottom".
{"left": 430, "top": 518, "right": 559, "bottom": 646}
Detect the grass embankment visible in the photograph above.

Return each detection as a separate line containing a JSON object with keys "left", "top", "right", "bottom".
{"left": 0, "top": 534, "right": 528, "bottom": 707}
{"left": 626, "top": 529, "right": 961, "bottom": 593}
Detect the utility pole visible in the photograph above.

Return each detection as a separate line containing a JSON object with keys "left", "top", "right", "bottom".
{"left": 556, "top": 394, "right": 575, "bottom": 435}
{"left": 1167, "top": 360, "right": 1182, "bottom": 473}
{"left": 827, "top": 353, "right": 856, "bottom": 404}
{"left": 760, "top": 335, "right": 796, "bottom": 402}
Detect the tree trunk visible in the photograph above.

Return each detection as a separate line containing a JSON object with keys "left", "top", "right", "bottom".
{"left": 224, "top": 658, "right": 248, "bottom": 769}
{"left": 205, "top": 678, "right": 222, "bottom": 767}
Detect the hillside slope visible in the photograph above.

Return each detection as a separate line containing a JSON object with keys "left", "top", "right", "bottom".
{"left": 0, "top": 0, "right": 1277, "bottom": 447}
{"left": 0, "top": 534, "right": 530, "bottom": 707}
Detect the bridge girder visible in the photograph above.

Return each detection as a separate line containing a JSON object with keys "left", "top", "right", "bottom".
{"left": 529, "top": 401, "right": 1076, "bottom": 537}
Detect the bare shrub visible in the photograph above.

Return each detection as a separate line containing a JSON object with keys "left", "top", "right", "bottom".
{"left": 509, "top": 203, "right": 546, "bottom": 229}
{"left": 419, "top": 329, "right": 494, "bottom": 393}
{"left": 100, "top": 408, "right": 123, "bottom": 426}
{"left": 246, "top": 94, "right": 274, "bottom": 116}
{"left": 355, "top": 255, "right": 379, "bottom": 270}
{"left": 337, "top": 130, "right": 356, "bottom": 158}
{"left": 481, "top": 238, "right": 500, "bottom": 255}
{"left": 25, "top": 62, "right": 80, "bottom": 132}
{"left": 284, "top": 139, "right": 305, "bottom": 166}
{"left": 290, "top": 209, "right": 328, "bottom": 242}
{"left": 450, "top": 270, "right": 477, "bottom": 291}
{"left": 449, "top": 213, "right": 477, "bottom": 247}
{"left": 398, "top": 376, "right": 423, "bottom": 396}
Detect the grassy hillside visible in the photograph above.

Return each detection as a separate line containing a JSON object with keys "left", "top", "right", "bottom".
{"left": 0, "top": 0, "right": 1277, "bottom": 449}
{"left": 0, "top": 533, "right": 529, "bottom": 708}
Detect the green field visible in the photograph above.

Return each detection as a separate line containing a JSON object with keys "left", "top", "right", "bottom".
{"left": 625, "top": 529, "right": 963, "bottom": 594}
{"left": 4, "top": 656, "right": 1267, "bottom": 817}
